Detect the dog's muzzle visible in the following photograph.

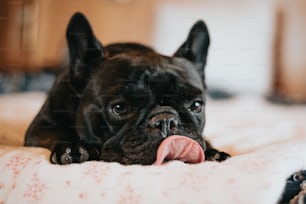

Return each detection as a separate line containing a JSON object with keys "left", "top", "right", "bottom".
{"left": 146, "top": 106, "right": 205, "bottom": 165}
{"left": 147, "top": 106, "right": 179, "bottom": 138}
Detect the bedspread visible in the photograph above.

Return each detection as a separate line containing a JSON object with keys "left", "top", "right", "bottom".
{"left": 0, "top": 93, "right": 306, "bottom": 204}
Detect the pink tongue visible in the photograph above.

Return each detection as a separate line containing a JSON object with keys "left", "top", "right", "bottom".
{"left": 154, "top": 135, "right": 205, "bottom": 165}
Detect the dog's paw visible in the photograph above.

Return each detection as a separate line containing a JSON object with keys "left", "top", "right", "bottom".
{"left": 50, "top": 143, "right": 90, "bottom": 165}
{"left": 205, "top": 149, "right": 231, "bottom": 162}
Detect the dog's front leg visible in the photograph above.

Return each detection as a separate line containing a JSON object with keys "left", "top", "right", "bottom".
{"left": 204, "top": 140, "right": 231, "bottom": 162}
{"left": 25, "top": 118, "right": 97, "bottom": 165}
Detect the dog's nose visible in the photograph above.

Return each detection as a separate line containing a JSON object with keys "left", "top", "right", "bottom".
{"left": 148, "top": 113, "right": 178, "bottom": 138}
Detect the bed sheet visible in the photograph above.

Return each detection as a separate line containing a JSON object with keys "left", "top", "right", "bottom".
{"left": 0, "top": 93, "right": 306, "bottom": 203}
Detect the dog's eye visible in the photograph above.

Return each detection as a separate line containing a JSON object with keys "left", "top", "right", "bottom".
{"left": 111, "top": 102, "right": 130, "bottom": 116}
{"left": 190, "top": 100, "right": 204, "bottom": 113}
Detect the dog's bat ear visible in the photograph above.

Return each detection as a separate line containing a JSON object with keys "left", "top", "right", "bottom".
{"left": 66, "top": 12, "right": 104, "bottom": 90}
{"left": 174, "top": 20, "right": 210, "bottom": 83}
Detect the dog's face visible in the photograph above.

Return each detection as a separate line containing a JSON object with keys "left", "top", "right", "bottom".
{"left": 67, "top": 13, "right": 210, "bottom": 165}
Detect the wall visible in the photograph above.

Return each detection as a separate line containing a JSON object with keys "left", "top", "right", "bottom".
{"left": 153, "top": 0, "right": 276, "bottom": 95}
{"left": 273, "top": 0, "right": 306, "bottom": 101}
{"left": 0, "top": 0, "right": 156, "bottom": 71}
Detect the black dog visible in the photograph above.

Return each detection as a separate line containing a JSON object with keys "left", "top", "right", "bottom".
{"left": 24, "top": 12, "right": 230, "bottom": 165}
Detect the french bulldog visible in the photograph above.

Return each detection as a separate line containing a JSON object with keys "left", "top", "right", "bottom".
{"left": 24, "top": 12, "right": 230, "bottom": 165}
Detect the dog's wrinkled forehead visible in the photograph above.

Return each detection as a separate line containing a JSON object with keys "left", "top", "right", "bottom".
{"left": 91, "top": 49, "right": 204, "bottom": 100}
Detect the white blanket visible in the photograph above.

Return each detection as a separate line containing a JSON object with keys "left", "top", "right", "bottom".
{"left": 0, "top": 93, "right": 306, "bottom": 204}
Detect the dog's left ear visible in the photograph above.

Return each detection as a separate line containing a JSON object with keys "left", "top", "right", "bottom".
{"left": 174, "top": 20, "right": 210, "bottom": 82}
{"left": 66, "top": 12, "right": 104, "bottom": 90}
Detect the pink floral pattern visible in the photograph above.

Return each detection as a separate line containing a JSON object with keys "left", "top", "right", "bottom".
{"left": 118, "top": 185, "right": 141, "bottom": 204}
{"left": 5, "top": 155, "right": 31, "bottom": 177}
{"left": 83, "top": 162, "right": 110, "bottom": 183}
{"left": 23, "top": 173, "right": 46, "bottom": 201}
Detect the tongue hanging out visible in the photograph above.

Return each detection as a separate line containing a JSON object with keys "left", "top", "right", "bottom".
{"left": 154, "top": 135, "right": 205, "bottom": 165}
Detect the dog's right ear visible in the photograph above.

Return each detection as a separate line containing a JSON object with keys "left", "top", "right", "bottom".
{"left": 66, "top": 12, "right": 104, "bottom": 90}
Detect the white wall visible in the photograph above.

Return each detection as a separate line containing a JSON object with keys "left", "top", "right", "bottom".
{"left": 152, "top": 0, "right": 276, "bottom": 95}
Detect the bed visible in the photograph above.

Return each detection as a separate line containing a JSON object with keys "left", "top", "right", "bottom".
{"left": 0, "top": 92, "right": 306, "bottom": 203}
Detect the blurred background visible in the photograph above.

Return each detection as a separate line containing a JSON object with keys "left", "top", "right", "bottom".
{"left": 0, "top": 0, "right": 306, "bottom": 103}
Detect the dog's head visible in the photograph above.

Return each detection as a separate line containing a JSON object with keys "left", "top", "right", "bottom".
{"left": 67, "top": 13, "right": 210, "bottom": 165}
